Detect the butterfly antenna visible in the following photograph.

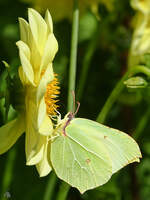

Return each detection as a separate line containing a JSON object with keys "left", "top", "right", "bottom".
{"left": 71, "top": 90, "right": 76, "bottom": 113}
{"left": 74, "top": 101, "right": 80, "bottom": 116}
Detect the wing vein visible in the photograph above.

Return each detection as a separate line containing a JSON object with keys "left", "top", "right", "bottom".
{"left": 68, "top": 134, "right": 108, "bottom": 163}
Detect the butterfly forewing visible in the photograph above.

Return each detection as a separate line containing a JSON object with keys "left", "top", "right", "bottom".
{"left": 68, "top": 118, "right": 142, "bottom": 174}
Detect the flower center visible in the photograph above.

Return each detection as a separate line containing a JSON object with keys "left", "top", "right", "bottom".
{"left": 45, "top": 74, "right": 60, "bottom": 115}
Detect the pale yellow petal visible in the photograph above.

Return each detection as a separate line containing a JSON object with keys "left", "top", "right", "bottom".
{"left": 18, "top": 16, "right": 42, "bottom": 82}
{"left": 37, "top": 97, "right": 46, "bottom": 129}
{"left": 28, "top": 8, "right": 47, "bottom": 54}
{"left": 25, "top": 91, "right": 45, "bottom": 165}
{"left": 45, "top": 9, "right": 53, "bottom": 34}
{"left": 18, "top": 66, "right": 30, "bottom": 85}
{"left": 40, "top": 33, "right": 58, "bottom": 72}
{"left": 16, "top": 41, "right": 34, "bottom": 85}
{"left": 36, "top": 141, "right": 52, "bottom": 177}
{"left": 0, "top": 115, "right": 25, "bottom": 154}
{"left": 36, "top": 63, "right": 54, "bottom": 103}
{"left": 25, "top": 103, "right": 46, "bottom": 165}
{"left": 137, "top": 33, "right": 150, "bottom": 53}
{"left": 37, "top": 97, "right": 53, "bottom": 136}
{"left": 131, "top": 0, "right": 150, "bottom": 14}
{"left": 19, "top": 18, "right": 29, "bottom": 45}
{"left": 28, "top": 30, "right": 42, "bottom": 83}
{"left": 26, "top": 132, "right": 45, "bottom": 165}
{"left": 39, "top": 115, "right": 53, "bottom": 136}
{"left": 16, "top": 40, "right": 30, "bottom": 59}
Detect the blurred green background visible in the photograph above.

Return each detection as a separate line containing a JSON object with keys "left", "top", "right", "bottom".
{"left": 0, "top": 0, "right": 150, "bottom": 200}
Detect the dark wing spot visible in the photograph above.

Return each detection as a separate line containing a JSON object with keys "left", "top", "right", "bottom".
{"left": 86, "top": 159, "right": 91, "bottom": 164}
{"left": 104, "top": 136, "right": 107, "bottom": 139}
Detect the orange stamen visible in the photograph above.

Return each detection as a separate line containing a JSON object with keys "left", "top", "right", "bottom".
{"left": 44, "top": 74, "right": 60, "bottom": 115}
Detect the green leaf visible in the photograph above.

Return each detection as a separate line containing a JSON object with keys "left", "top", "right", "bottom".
{"left": 0, "top": 114, "right": 25, "bottom": 155}
{"left": 0, "top": 69, "right": 8, "bottom": 99}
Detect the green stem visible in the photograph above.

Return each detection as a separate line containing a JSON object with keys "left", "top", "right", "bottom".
{"left": 76, "top": 31, "right": 99, "bottom": 101}
{"left": 133, "top": 108, "right": 150, "bottom": 140}
{"left": 55, "top": 182, "right": 70, "bottom": 200}
{"left": 96, "top": 70, "right": 130, "bottom": 123}
{"left": 43, "top": 172, "right": 57, "bottom": 200}
{"left": 129, "top": 65, "right": 150, "bottom": 77}
{"left": 0, "top": 103, "right": 16, "bottom": 200}
{"left": 96, "top": 65, "right": 150, "bottom": 124}
{"left": 0, "top": 148, "right": 16, "bottom": 200}
{"left": 67, "top": 0, "right": 79, "bottom": 112}
{"left": 55, "top": 1, "right": 79, "bottom": 200}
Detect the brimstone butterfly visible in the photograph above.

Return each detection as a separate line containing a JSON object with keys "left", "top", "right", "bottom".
{"left": 50, "top": 112, "right": 142, "bottom": 193}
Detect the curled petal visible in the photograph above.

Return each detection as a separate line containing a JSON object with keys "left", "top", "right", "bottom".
{"left": 37, "top": 63, "right": 54, "bottom": 103}
{"left": 25, "top": 93, "right": 47, "bottom": 165}
{"left": 37, "top": 97, "right": 46, "bottom": 129}
{"left": 16, "top": 41, "right": 34, "bottom": 85}
{"left": 45, "top": 9, "right": 53, "bottom": 34}
{"left": 37, "top": 97, "right": 53, "bottom": 136}
{"left": 16, "top": 40, "right": 30, "bottom": 60}
{"left": 39, "top": 114, "right": 53, "bottom": 136}
{"left": 18, "top": 66, "right": 30, "bottom": 85}
{"left": 19, "top": 18, "right": 29, "bottom": 45}
{"left": 40, "top": 33, "right": 58, "bottom": 72}
{"left": 36, "top": 140, "right": 52, "bottom": 177}
{"left": 26, "top": 132, "right": 45, "bottom": 165}
{"left": 28, "top": 8, "right": 47, "bottom": 54}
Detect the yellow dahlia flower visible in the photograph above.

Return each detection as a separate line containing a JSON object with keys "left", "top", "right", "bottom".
{"left": 0, "top": 8, "right": 58, "bottom": 177}
{"left": 23, "top": 0, "right": 114, "bottom": 21}
{"left": 129, "top": 0, "right": 150, "bottom": 67}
